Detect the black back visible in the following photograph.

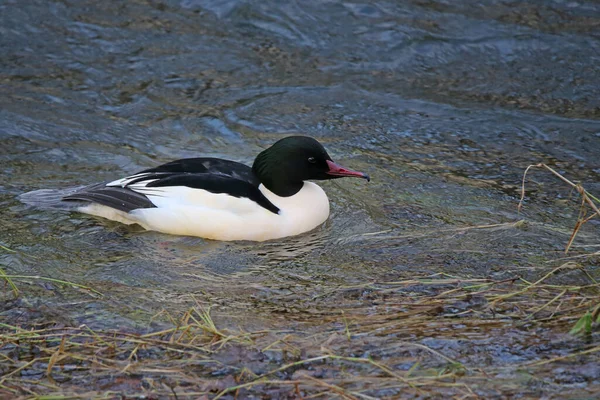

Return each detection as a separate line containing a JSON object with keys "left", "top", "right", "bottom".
{"left": 141, "top": 158, "right": 260, "bottom": 186}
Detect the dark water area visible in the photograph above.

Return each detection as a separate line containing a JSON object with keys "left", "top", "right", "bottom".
{"left": 1, "top": 0, "right": 600, "bottom": 398}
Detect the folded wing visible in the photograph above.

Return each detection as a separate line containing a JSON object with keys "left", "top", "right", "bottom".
{"left": 62, "top": 157, "right": 279, "bottom": 214}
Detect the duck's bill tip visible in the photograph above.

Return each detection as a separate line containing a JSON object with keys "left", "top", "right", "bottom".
{"left": 326, "top": 160, "right": 370, "bottom": 181}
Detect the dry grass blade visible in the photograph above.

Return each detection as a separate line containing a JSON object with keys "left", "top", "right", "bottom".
{"left": 1, "top": 275, "right": 102, "bottom": 296}
{"left": 0, "top": 244, "right": 19, "bottom": 298}
{"left": 46, "top": 335, "right": 67, "bottom": 383}
{"left": 519, "top": 163, "right": 599, "bottom": 253}
{"left": 526, "top": 345, "right": 600, "bottom": 367}
{"left": 300, "top": 374, "right": 376, "bottom": 400}
{"left": 0, "top": 244, "right": 16, "bottom": 253}
{"left": 0, "top": 267, "right": 19, "bottom": 298}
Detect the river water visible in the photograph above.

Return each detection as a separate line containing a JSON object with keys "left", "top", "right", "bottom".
{"left": 1, "top": 0, "right": 599, "bottom": 397}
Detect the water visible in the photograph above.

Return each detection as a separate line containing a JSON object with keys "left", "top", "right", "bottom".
{"left": 1, "top": 0, "right": 600, "bottom": 397}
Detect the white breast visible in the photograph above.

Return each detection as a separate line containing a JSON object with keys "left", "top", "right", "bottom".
{"left": 78, "top": 182, "right": 330, "bottom": 241}
{"left": 261, "top": 182, "right": 330, "bottom": 239}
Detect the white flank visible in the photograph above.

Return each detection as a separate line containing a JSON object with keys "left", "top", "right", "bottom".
{"left": 77, "top": 181, "right": 330, "bottom": 241}
{"left": 78, "top": 203, "right": 139, "bottom": 225}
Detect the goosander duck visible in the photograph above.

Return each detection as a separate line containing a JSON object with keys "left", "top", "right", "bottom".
{"left": 23, "top": 136, "right": 369, "bottom": 241}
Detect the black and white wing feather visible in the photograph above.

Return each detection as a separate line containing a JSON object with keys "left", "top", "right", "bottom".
{"left": 62, "top": 183, "right": 157, "bottom": 213}
{"left": 62, "top": 158, "right": 279, "bottom": 214}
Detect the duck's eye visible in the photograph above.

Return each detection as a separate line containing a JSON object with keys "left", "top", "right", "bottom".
{"left": 307, "top": 157, "right": 316, "bottom": 164}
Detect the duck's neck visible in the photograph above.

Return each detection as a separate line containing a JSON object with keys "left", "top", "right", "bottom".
{"left": 252, "top": 154, "right": 303, "bottom": 197}
{"left": 259, "top": 177, "right": 303, "bottom": 197}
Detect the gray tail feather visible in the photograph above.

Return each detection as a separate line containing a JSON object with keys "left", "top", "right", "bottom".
{"left": 20, "top": 183, "right": 157, "bottom": 213}
{"left": 19, "top": 186, "right": 89, "bottom": 210}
